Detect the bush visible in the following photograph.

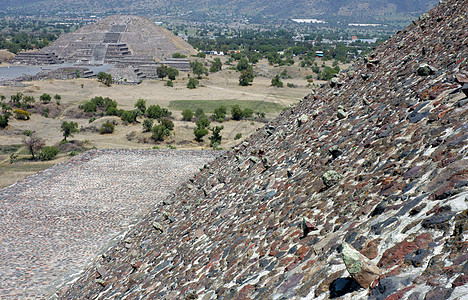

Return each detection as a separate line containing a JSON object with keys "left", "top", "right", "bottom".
{"left": 231, "top": 104, "right": 243, "bottom": 120}
{"left": 210, "top": 58, "right": 222, "bottom": 72}
{"left": 234, "top": 133, "right": 242, "bottom": 140}
{"left": 152, "top": 124, "right": 170, "bottom": 141}
{"left": 172, "top": 52, "right": 187, "bottom": 58}
{"left": 195, "top": 117, "right": 210, "bottom": 128}
{"left": 196, "top": 52, "right": 206, "bottom": 58}
{"left": 39, "top": 146, "right": 59, "bottom": 161}
{"left": 121, "top": 110, "right": 138, "bottom": 123}
{"left": 195, "top": 108, "right": 205, "bottom": 119}
{"left": 167, "top": 67, "right": 179, "bottom": 80}
{"left": 212, "top": 106, "right": 227, "bottom": 122}
{"left": 147, "top": 105, "right": 172, "bottom": 119}
{"left": 182, "top": 109, "right": 194, "bottom": 121}
{"left": 271, "top": 75, "right": 283, "bottom": 87}
{"left": 166, "top": 80, "right": 174, "bottom": 87}
{"left": 134, "top": 99, "right": 146, "bottom": 114}
{"left": 0, "top": 113, "right": 9, "bottom": 128}
{"left": 287, "top": 83, "right": 296, "bottom": 88}
{"left": 239, "top": 67, "right": 254, "bottom": 86}
{"left": 61, "top": 121, "right": 79, "bottom": 140}
{"left": 81, "top": 101, "right": 97, "bottom": 113}
{"left": 159, "top": 118, "right": 174, "bottom": 131}
{"left": 142, "top": 118, "right": 153, "bottom": 132}
{"left": 99, "top": 122, "right": 115, "bottom": 134}
{"left": 97, "top": 72, "right": 113, "bottom": 86}
{"left": 13, "top": 109, "right": 30, "bottom": 120}
{"left": 209, "top": 125, "right": 224, "bottom": 147}
{"left": 187, "top": 77, "right": 199, "bottom": 89}
{"left": 194, "top": 126, "right": 209, "bottom": 142}
{"left": 40, "top": 93, "right": 51, "bottom": 103}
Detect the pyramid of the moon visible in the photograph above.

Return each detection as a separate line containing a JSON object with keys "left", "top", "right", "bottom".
{"left": 42, "top": 15, "right": 197, "bottom": 64}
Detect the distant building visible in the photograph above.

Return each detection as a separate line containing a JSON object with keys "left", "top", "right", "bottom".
{"left": 315, "top": 51, "right": 324, "bottom": 58}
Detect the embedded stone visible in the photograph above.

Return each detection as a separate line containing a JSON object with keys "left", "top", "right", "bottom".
{"left": 322, "top": 170, "right": 342, "bottom": 188}
{"left": 337, "top": 109, "right": 347, "bottom": 119}
{"left": 417, "top": 63, "right": 437, "bottom": 76}
{"left": 152, "top": 222, "right": 164, "bottom": 233}
{"left": 302, "top": 216, "right": 318, "bottom": 237}
{"left": 298, "top": 114, "right": 309, "bottom": 125}
{"left": 342, "top": 242, "right": 380, "bottom": 288}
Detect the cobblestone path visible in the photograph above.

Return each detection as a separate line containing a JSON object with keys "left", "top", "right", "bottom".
{"left": 0, "top": 149, "right": 219, "bottom": 299}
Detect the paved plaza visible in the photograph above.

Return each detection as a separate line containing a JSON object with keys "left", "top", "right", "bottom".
{"left": 0, "top": 149, "right": 218, "bottom": 299}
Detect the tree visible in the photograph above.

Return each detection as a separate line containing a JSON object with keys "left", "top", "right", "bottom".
{"left": 182, "top": 109, "right": 194, "bottom": 121}
{"left": 152, "top": 124, "right": 170, "bottom": 141}
{"left": 187, "top": 77, "right": 199, "bottom": 89}
{"left": 134, "top": 99, "right": 146, "bottom": 114}
{"left": 39, "top": 146, "right": 59, "bottom": 160}
{"left": 239, "top": 67, "right": 254, "bottom": 86}
{"left": 271, "top": 75, "right": 283, "bottom": 87}
{"left": 159, "top": 118, "right": 174, "bottom": 131}
{"left": 121, "top": 110, "right": 138, "bottom": 123}
{"left": 209, "top": 125, "right": 224, "bottom": 147}
{"left": 172, "top": 53, "right": 187, "bottom": 58}
{"left": 54, "top": 94, "right": 61, "bottom": 102}
{"left": 167, "top": 67, "right": 179, "bottom": 80}
{"left": 212, "top": 106, "right": 227, "bottom": 122}
{"left": 0, "top": 113, "right": 9, "bottom": 128}
{"left": 196, "top": 52, "right": 206, "bottom": 58}
{"left": 22, "top": 95, "right": 35, "bottom": 108}
{"left": 195, "top": 108, "right": 205, "bottom": 119}
{"left": 157, "top": 65, "right": 168, "bottom": 79}
{"left": 210, "top": 58, "right": 222, "bottom": 72}
{"left": 147, "top": 105, "right": 171, "bottom": 119}
{"left": 194, "top": 126, "right": 209, "bottom": 142}
{"left": 190, "top": 61, "right": 208, "bottom": 79}
{"left": 231, "top": 104, "right": 243, "bottom": 120}
{"left": 61, "top": 121, "right": 79, "bottom": 141}
{"left": 236, "top": 58, "right": 249, "bottom": 72}
{"left": 142, "top": 118, "right": 153, "bottom": 132}
{"left": 40, "top": 93, "right": 51, "bottom": 103}
{"left": 97, "top": 72, "right": 113, "bottom": 86}
{"left": 11, "top": 92, "right": 23, "bottom": 106}
{"left": 23, "top": 135, "right": 45, "bottom": 160}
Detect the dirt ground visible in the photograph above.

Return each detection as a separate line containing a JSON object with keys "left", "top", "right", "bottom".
{"left": 0, "top": 57, "right": 337, "bottom": 188}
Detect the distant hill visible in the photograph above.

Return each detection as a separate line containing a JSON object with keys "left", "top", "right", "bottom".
{"left": 2, "top": 0, "right": 439, "bottom": 24}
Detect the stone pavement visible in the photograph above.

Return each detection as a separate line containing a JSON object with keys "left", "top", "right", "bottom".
{"left": 0, "top": 149, "right": 219, "bottom": 299}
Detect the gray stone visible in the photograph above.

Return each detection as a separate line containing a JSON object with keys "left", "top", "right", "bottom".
{"left": 322, "top": 170, "right": 342, "bottom": 188}
{"left": 298, "top": 114, "right": 309, "bottom": 126}
{"left": 328, "top": 146, "right": 343, "bottom": 159}
{"left": 417, "top": 63, "right": 437, "bottom": 76}
{"left": 337, "top": 109, "right": 347, "bottom": 119}
{"left": 342, "top": 242, "right": 380, "bottom": 288}
{"left": 461, "top": 83, "right": 468, "bottom": 97}
{"left": 152, "top": 222, "right": 164, "bottom": 233}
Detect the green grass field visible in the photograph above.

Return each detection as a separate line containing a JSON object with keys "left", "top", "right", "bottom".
{"left": 169, "top": 100, "right": 284, "bottom": 113}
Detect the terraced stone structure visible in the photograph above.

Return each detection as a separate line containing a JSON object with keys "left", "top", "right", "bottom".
{"left": 42, "top": 15, "right": 196, "bottom": 66}
{"left": 60, "top": 1, "right": 467, "bottom": 298}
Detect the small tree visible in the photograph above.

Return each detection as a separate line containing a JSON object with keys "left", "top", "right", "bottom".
{"left": 121, "top": 110, "right": 138, "bottom": 123}
{"left": 190, "top": 61, "right": 208, "bottom": 79}
{"left": 21, "top": 95, "right": 35, "bottom": 109}
{"left": 142, "top": 118, "right": 154, "bottom": 132}
{"left": 231, "top": 104, "right": 243, "bottom": 120}
{"left": 23, "top": 135, "right": 45, "bottom": 160}
{"left": 40, "top": 93, "right": 52, "bottom": 103}
{"left": 239, "top": 67, "right": 254, "bottom": 86}
{"left": 194, "top": 126, "right": 209, "bottom": 142}
{"left": 97, "top": 72, "right": 113, "bottom": 86}
{"left": 271, "top": 75, "right": 283, "bottom": 87}
{"left": 212, "top": 106, "right": 227, "bottom": 122}
{"left": 39, "top": 146, "right": 59, "bottom": 161}
{"left": 159, "top": 118, "right": 174, "bottom": 131}
{"left": 54, "top": 94, "right": 61, "bottom": 103}
{"left": 196, "top": 52, "right": 206, "bottom": 58}
{"left": 195, "top": 108, "right": 205, "bottom": 119}
{"left": 11, "top": 92, "right": 23, "bottom": 106}
{"left": 187, "top": 77, "right": 199, "bottom": 89}
{"left": 209, "top": 125, "right": 224, "bottom": 147}
{"left": 182, "top": 109, "right": 194, "bottom": 121}
{"left": 61, "top": 121, "right": 79, "bottom": 141}
{"left": 157, "top": 65, "right": 168, "bottom": 79}
{"left": 167, "top": 67, "right": 179, "bottom": 80}
{"left": 0, "top": 113, "right": 10, "bottom": 128}
{"left": 210, "top": 58, "right": 222, "bottom": 72}
{"left": 134, "top": 99, "right": 147, "bottom": 114}
{"left": 236, "top": 58, "right": 249, "bottom": 72}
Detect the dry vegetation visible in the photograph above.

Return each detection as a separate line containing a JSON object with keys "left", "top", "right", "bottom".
{"left": 0, "top": 56, "right": 342, "bottom": 188}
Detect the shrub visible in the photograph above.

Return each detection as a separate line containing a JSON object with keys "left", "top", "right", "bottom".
{"left": 152, "top": 124, "right": 170, "bottom": 141}
{"left": 212, "top": 106, "right": 227, "bottom": 122}
{"left": 13, "top": 109, "right": 30, "bottom": 120}
{"left": 196, "top": 52, "right": 206, "bottom": 58}
{"left": 182, "top": 109, "right": 193, "bottom": 121}
{"left": 271, "top": 75, "right": 283, "bottom": 87}
{"left": 166, "top": 80, "right": 174, "bottom": 87}
{"left": 195, "top": 108, "right": 205, "bottom": 119}
{"left": 22, "top": 95, "right": 35, "bottom": 108}
{"left": 147, "top": 105, "right": 171, "bottom": 119}
{"left": 287, "top": 83, "right": 296, "bottom": 88}
{"left": 187, "top": 77, "right": 199, "bottom": 89}
{"left": 239, "top": 67, "right": 254, "bottom": 86}
{"left": 194, "top": 126, "right": 209, "bottom": 142}
{"left": 40, "top": 93, "right": 51, "bottom": 103}
{"left": 167, "top": 67, "right": 179, "bottom": 80}
{"left": 209, "top": 125, "right": 224, "bottom": 147}
{"left": 99, "top": 122, "right": 115, "bottom": 134}
{"left": 143, "top": 118, "right": 154, "bottom": 132}
{"left": 121, "top": 110, "right": 137, "bottom": 123}
{"left": 39, "top": 146, "right": 59, "bottom": 161}
{"left": 231, "top": 105, "right": 243, "bottom": 120}
{"left": 23, "top": 130, "right": 32, "bottom": 136}
{"left": 23, "top": 135, "right": 45, "bottom": 159}
{"left": 172, "top": 52, "right": 187, "bottom": 58}
{"left": 0, "top": 113, "right": 10, "bottom": 128}
{"left": 81, "top": 101, "right": 97, "bottom": 113}
{"left": 210, "top": 58, "right": 222, "bottom": 72}
{"left": 134, "top": 99, "right": 147, "bottom": 114}
{"left": 234, "top": 133, "right": 242, "bottom": 140}
{"left": 159, "top": 118, "right": 174, "bottom": 131}
{"left": 97, "top": 72, "right": 113, "bottom": 86}
{"left": 69, "top": 150, "right": 79, "bottom": 156}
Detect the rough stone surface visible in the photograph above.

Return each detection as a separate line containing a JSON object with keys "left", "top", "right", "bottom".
{"left": 342, "top": 242, "right": 380, "bottom": 288}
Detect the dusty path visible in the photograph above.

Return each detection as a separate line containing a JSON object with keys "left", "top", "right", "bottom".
{"left": 0, "top": 149, "right": 219, "bottom": 299}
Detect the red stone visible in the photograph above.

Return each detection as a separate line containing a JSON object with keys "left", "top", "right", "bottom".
{"left": 452, "top": 274, "right": 468, "bottom": 287}
{"left": 414, "top": 233, "right": 432, "bottom": 249}
{"left": 378, "top": 240, "right": 418, "bottom": 268}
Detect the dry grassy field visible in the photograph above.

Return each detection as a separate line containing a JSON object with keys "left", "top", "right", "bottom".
{"left": 0, "top": 57, "right": 339, "bottom": 188}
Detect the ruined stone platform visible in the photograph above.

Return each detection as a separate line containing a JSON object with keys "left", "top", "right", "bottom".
{"left": 0, "top": 149, "right": 219, "bottom": 299}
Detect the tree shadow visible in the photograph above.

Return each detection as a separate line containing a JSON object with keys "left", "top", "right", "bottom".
{"left": 329, "top": 277, "right": 362, "bottom": 298}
